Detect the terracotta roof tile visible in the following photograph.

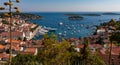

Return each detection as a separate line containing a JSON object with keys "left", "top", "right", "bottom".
{"left": 75, "top": 45, "right": 84, "bottom": 48}
{"left": 107, "top": 44, "right": 117, "bottom": 48}
{"left": 89, "top": 44, "right": 102, "bottom": 48}
{"left": 0, "top": 45, "right": 5, "bottom": 49}
{"left": 24, "top": 48, "right": 37, "bottom": 54}
{"left": 0, "top": 32, "right": 23, "bottom": 37}
{"left": 6, "top": 39, "right": 21, "bottom": 44}
{"left": 111, "top": 47, "right": 120, "bottom": 55}
{"left": 68, "top": 38, "right": 79, "bottom": 42}
{"left": 0, "top": 53, "right": 9, "bottom": 59}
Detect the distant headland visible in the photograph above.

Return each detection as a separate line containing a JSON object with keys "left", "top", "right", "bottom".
{"left": 0, "top": 12, "right": 43, "bottom": 20}
{"left": 102, "top": 12, "right": 120, "bottom": 15}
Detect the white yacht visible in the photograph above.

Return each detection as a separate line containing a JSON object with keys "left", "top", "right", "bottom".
{"left": 38, "top": 28, "right": 48, "bottom": 35}
{"left": 59, "top": 22, "right": 63, "bottom": 25}
{"left": 43, "top": 26, "right": 57, "bottom": 31}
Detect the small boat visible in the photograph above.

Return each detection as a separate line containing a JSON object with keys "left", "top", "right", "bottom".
{"left": 58, "top": 33, "right": 62, "bottom": 36}
{"left": 59, "top": 22, "right": 63, "bottom": 26}
{"left": 78, "top": 30, "right": 80, "bottom": 32}
{"left": 40, "top": 28, "right": 48, "bottom": 33}
{"left": 64, "top": 31, "right": 67, "bottom": 33}
{"left": 73, "top": 27, "right": 76, "bottom": 29}
{"left": 71, "top": 32, "right": 74, "bottom": 35}
{"left": 65, "top": 24, "right": 68, "bottom": 27}
{"left": 38, "top": 31, "right": 46, "bottom": 35}
{"left": 37, "top": 27, "right": 49, "bottom": 35}
{"left": 80, "top": 24, "right": 84, "bottom": 27}
{"left": 38, "top": 28, "right": 48, "bottom": 35}
{"left": 63, "top": 34, "right": 66, "bottom": 37}
{"left": 86, "top": 26, "right": 90, "bottom": 29}
{"left": 73, "top": 31, "right": 76, "bottom": 33}
{"left": 43, "top": 26, "right": 57, "bottom": 32}
{"left": 99, "top": 19, "right": 102, "bottom": 22}
{"left": 67, "top": 27, "right": 71, "bottom": 30}
{"left": 72, "top": 25, "right": 74, "bottom": 27}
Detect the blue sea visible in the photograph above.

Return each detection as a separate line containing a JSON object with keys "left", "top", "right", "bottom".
{"left": 29, "top": 12, "right": 120, "bottom": 39}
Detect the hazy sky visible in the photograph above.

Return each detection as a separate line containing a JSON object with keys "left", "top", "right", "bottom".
{"left": 1, "top": 0, "right": 120, "bottom": 12}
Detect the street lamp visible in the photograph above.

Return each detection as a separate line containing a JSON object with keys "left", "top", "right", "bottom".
{"left": 0, "top": 0, "right": 20, "bottom": 65}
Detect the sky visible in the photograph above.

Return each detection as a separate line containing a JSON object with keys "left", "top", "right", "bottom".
{"left": 1, "top": 0, "right": 120, "bottom": 12}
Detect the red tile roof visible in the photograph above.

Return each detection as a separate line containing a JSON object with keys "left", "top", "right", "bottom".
{"left": 24, "top": 48, "right": 37, "bottom": 54}
{"left": 111, "top": 47, "right": 120, "bottom": 55}
{"left": 0, "top": 45, "right": 5, "bottom": 49}
{"left": 0, "top": 32, "right": 23, "bottom": 37}
{"left": 98, "top": 47, "right": 120, "bottom": 65}
{"left": 107, "top": 44, "right": 117, "bottom": 48}
{"left": 75, "top": 44, "right": 102, "bottom": 49}
{"left": 6, "top": 39, "right": 21, "bottom": 44}
{"left": 89, "top": 44, "right": 102, "bottom": 48}
{"left": 12, "top": 44, "right": 20, "bottom": 51}
{"left": 68, "top": 38, "right": 79, "bottom": 42}
{"left": 0, "top": 53, "right": 9, "bottom": 59}
{"left": 75, "top": 45, "right": 84, "bottom": 48}
{"left": 5, "top": 44, "right": 20, "bottom": 51}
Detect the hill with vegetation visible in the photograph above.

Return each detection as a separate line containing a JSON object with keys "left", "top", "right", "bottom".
{"left": 0, "top": 12, "right": 43, "bottom": 20}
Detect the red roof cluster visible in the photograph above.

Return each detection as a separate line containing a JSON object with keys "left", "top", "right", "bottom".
{"left": 0, "top": 32, "right": 23, "bottom": 37}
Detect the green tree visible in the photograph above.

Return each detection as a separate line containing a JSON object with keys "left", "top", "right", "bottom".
{"left": 12, "top": 54, "right": 38, "bottom": 65}
{"left": 37, "top": 34, "right": 79, "bottom": 65}
{"left": 1, "top": 20, "right": 9, "bottom": 24}
{"left": 89, "top": 52, "right": 106, "bottom": 65}
{"left": 110, "top": 32, "right": 120, "bottom": 44}
{"left": 108, "top": 29, "right": 120, "bottom": 65}
{"left": 108, "top": 19, "right": 115, "bottom": 26}
{"left": 80, "top": 38, "right": 106, "bottom": 65}
{"left": 96, "top": 37, "right": 105, "bottom": 45}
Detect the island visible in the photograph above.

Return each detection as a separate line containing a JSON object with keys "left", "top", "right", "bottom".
{"left": 68, "top": 16, "right": 83, "bottom": 20}
{"left": 65, "top": 13, "right": 102, "bottom": 20}
{"left": 65, "top": 14, "right": 83, "bottom": 20}
{"left": 80, "top": 14, "right": 101, "bottom": 16}
{"left": 102, "top": 12, "right": 120, "bottom": 15}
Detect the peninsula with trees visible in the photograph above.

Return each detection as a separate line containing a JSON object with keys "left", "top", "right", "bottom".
{"left": 0, "top": 13, "right": 43, "bottom": 20}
